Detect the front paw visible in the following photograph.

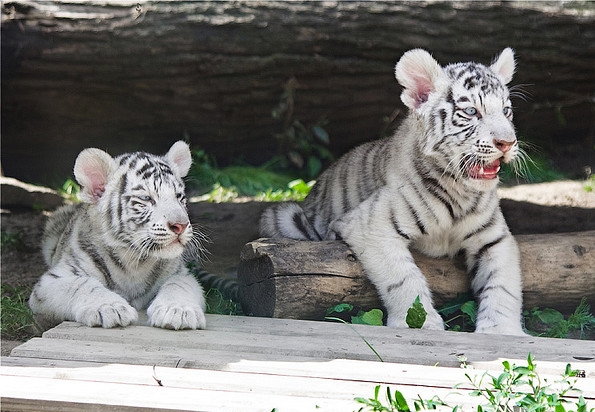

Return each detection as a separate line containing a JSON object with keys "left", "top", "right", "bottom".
{"left": 147, "top": 302, "right": 207, "bottom": 330}
{"left": 75, "top": 301, "right": 138, "bottom": 328}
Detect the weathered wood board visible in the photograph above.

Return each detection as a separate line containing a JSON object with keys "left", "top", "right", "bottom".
{"left": 2, "top": 314, "right": 595, "bottom": 411}
{"left": 238, "top": 231, "right": 595, "bottom": 319}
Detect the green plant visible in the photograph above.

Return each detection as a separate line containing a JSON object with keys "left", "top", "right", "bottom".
{"left": 325, "top": 303, "right": 384, "bottom": 326}
{"left": 204, "top": 287, "right": 242, "bottom": 316}
{"left": 255, "top": 179, "right": 315, "bottom": 202}
{"left": 1, "top": 284, "right": 36, "bottom": 340}
{"left": 438, "top": 293, "right": 477, "bottom": 332}
{"left": 356, "top": 355, "right": 593, "bottom": 412}
{"left": 271, "top": 77, "right": 334, "bottom": 180}
{"left": 405, "top": 296, "right": 428, "bottom": 329}
{"left": 189, "top": 149, "right": 298, "bottom": 198}
{"left": 58, "top": 178, "right": 81, "bottom": 202}
{"left": 461, "top": 353, "right": 591, "bottom": 412}
{"left": 355, "top": 385, "right": 449, "bottom": 412}
{"left": 524, "top": 297, "right": 595, "bottom": 339}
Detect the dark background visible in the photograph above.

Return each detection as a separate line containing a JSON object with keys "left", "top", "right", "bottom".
{"left": 2, "top": 1, "right": 594, "bottom": 186}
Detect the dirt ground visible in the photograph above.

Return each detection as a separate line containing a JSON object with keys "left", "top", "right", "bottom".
{"left": 1, "top": 180, "right": 594, "bottom": 355}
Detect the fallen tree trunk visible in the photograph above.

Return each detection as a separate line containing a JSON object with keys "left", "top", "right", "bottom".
{"left": 237, "top": 231, "right": 595, "bottom": 320}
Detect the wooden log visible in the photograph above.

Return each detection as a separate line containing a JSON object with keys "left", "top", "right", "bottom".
{"left": 237, "top": 231, "right": 595, "bottom": 320}
{"left": 2, "top": 1, "right": 594, "bottom": 184}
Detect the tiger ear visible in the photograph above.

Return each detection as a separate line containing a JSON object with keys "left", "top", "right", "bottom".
{"left": 395, "top": 49, "right": 444, "bottom": 109}
{"left": 166, "top": 141, "right": 192, "bottom": 179}
{"left": 490, "top": 48, "right": 515, "bottom": 84}
{"left": 73, "top": 148, "right": 117, "bottom": 203}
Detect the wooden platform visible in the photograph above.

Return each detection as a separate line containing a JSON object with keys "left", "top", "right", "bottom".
{"left": 2, "top": 314, "right": 595, "bottom": 411}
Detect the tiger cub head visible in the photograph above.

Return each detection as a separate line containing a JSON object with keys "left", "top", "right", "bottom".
{"left": 395, "top": 48, "right": 521, "bottom": 191}
{"left": 73, "top": 141, "right": 200, "bottom": 260}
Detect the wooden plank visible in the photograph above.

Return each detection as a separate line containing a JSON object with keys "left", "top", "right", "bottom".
{"left": 30, "top": 315, "right": 595, "bottom": 373}
{"left": 3, "top": 360, "right": 592, "bottom": 411}
{"left": 3, "top": 357, "right": 594, "bottom": 398}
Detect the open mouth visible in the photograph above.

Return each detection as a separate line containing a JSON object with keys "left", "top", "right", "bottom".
{"left": 468, "top": 159, "right": 501, "bottom": 180}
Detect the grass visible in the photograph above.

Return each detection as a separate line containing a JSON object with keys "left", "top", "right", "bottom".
{"left": 0, "top": 284, "right": 36, "bottom": 340}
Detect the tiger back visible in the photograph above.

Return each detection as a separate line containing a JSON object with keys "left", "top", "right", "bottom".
{"left": 260, "top": 49, "right": 526, "bottom": 335}
{"left": 29, "top": 141, "right": 207, "bottom": 331}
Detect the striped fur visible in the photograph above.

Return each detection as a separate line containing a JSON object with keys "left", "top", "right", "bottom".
{"left": 261, "top": 49, "right": 526, "bottom": 335}
{"left": 29, "top": 141, "right": 207, "bottom": 331}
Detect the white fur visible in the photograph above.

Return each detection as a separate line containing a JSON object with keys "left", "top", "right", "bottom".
{"left": 30, "top": 141, "right": 207, "bottom": 331}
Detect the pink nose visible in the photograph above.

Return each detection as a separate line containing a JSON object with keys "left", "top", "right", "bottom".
{"left": 168, "top": 222, "right": 188, "bottom": 235}
{"left": 494, "top": 138, "right": 515, "bottom": 153}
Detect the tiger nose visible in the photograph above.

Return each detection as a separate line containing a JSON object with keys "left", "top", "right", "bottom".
{"left": 494, "top": 138, "right": 516, "bottom": 153}
{"left": 168, "top": 222, "right": 189, "bottom": 235}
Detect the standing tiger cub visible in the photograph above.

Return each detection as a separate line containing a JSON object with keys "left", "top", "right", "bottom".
{"left": 261, "top": 49, "right": 526, "bottom": 335}
{"left": 29, "top": 141, "right": 207, "bottom": 331}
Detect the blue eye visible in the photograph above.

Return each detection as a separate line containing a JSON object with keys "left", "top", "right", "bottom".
{"left": 503, "top": 107, "right": 512, "bottom": 117}
{"left": 139, "top": 195, "right": 152, "bottom": 202}
{"left": 463, "top": 107, "right": 478, "bottom": 116}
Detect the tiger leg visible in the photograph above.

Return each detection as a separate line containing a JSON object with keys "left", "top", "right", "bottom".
{"left": 327, "top": 192, "right": 444, "bottom": 330}
{"left": 29, "top": 265, "right": 138, "bottom": 330}
{"left": 147, "top": 271, "right": 207, "bottom": 330}
{"left": 464, "top": 232, "right": 525, "bottom": 335}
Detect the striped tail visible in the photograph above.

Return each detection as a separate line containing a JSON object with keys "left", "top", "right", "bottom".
{"left": 259, "top": 202, "right": 322, "bottom": 240}
{"left": 190, "top": 265, "right": 242, "bottom": 303}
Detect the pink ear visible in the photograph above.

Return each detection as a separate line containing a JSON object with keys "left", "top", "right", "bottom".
{"left": 73, "top": 148, "right": 116, "bottom": 203}
{"left": 395, "top": 49, "right": 444, "bottom": 109}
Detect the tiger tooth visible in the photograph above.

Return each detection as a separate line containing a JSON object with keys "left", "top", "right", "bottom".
{"left": 480, "top": 166, "right": 485, "bottom": 175}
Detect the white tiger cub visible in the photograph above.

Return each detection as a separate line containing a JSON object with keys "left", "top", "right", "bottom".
{"left": 261, "top": 49, "right": 526, "bottom": 335}
{"left": 29, "top": 141, "right": 207, "bottom": 331}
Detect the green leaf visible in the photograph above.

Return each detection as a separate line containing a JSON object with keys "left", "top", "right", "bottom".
{"left": 460, "top": 300, "right": 477, "bottom": 324}
{"left": 325, "top": 303, "right": 353, "bottom": 316}
{"left": 354, "top": 309, "right": 384, "bottom": 326}
{"left": 406, "top": 296, "right": 427, "bottom": 329}
{"left": 536, "top": 308, "right": 565, "bottom": 325}
{"left": 392, "top": 389, "right": 411, "bottom": 411}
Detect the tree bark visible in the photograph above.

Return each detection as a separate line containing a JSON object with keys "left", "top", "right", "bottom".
{"left": 238, "top": 232, "right": 595, "bottom": 320}
{"left": 1, "top": 1, "right": 594, "bottom": 184}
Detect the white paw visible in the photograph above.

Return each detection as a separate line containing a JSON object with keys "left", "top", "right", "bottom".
{"left": 75, "top": 301, "right": 138, "bottom": 328}
{"left": 147, "top": 303, "right": 207, "bottom": 330}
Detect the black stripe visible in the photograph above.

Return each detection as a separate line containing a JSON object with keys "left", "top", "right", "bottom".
{"left": 390, "top": 209, "right": 410, "bottom": 240}
{"left": 468, "top": 235, "right": 506, "bottom": 278}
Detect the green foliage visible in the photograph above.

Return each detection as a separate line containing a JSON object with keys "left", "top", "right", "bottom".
{"left": 524, "top": 297, "right": 595, "bottom": 339}
{"left": 325, "top": 303, "right": 384, "bottom": 326}
{"left": 204, "top": 287, "right": 242, "bottom": 316}
{"left": 189, "top": 149, "right": 297, "bottom": 197}
{"left": 463, "top": 353, "right": 592, "bottom": 412}
{"left": 355, "top": 385, "right": 448, "bottom": 412}
{"left": 58, "top": 178, "right": 81, "bottom": 202}
{"left": 1, "top": 231, "right": 25, "bottom": 251}
{"left": 356, "top": 354, "right": 593, "bottom": 412}
{"left": 438, "top": 293, "right": 477, "bottom": 332}
{"left": 271, "top": 78, "right": 334, "bottom": 180}
{"left": 255, "top": 179, "right": 315, "bottom": 202}
{"left": 405, "top": 296, "right": 427, "bottom": 329}
{"left": 1, "top": 284, "right": 35, "bottom": 340}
